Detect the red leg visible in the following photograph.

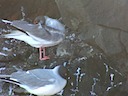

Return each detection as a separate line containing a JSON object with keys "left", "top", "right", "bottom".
{"left": 39, "top": 47, "right": 50, "bottom": 60}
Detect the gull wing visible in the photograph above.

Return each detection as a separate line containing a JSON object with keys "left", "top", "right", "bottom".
{"left": 11, "top": 69, "right": 56, "bottom": 89}
{"left": 3, "top": 20, "right": 52, "bottom": 41}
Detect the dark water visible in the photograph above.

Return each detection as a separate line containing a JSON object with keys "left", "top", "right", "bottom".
{"left": 0, "top": 0, "right": 127, "bottom": 96}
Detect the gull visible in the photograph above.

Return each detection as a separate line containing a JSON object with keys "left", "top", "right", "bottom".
{"left": 0, "top": 65, "right": 68, "bottom": 96}
{"left": 1, "top": 16, "right": 65, "bottom": 60}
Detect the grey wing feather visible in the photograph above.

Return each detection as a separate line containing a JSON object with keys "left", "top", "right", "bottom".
{"left": 11, "top": 20, "right": 52, "bottom": 40}
{"left": 11, "top": 69, "right": 55, "bottom": 89}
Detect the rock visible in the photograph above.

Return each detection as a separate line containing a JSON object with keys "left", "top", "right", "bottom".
{"left": 56, "top": 40, "right": 73, "bottom": 57}
{"left": 0, "top": 39, "right": 32, "bottom": 62}
{"left": 55, "top": 0, "right": 128, "bottom": 55}
{"left": 95, "top": 26, "right": 122, "bottom": 55}
{"left": 78, "top": 24, "right": 101, "bottom": 41}
{"left": 0, "top": 0, "right": 60, "bottom": 20}
{"left": 56, "top": 0, "right": 128, "bottom": 32}
{"left": 79, "top": 43, "right": 100, "bottom": 58}
{"left": 120, "top": 32, "right": 128, "bottom": 53}
{"left": 55, "top": 0, "right": 88, "bottom": 31}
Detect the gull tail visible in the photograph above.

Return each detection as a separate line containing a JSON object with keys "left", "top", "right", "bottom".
{"left": 1, "top": 30, "right": 28, "bottom": 41}
{"left": 2, "top": 19, "right": 12, "bottom": 24}
{"left": 0, "top": 75, "right": 20, "bottom": 86}
{"left": 0, "top": 78, "right": 21, "bottom": 86}
{"left": 3, "top": 30, "right": 24, "bottom": 37}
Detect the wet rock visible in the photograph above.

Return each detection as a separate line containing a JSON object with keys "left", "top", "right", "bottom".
{"left": 79, "top": 43, "right": 100, "bottom": 58}
{"left": 0, "top": 81, "right": 5, "bottom": 93}
{"left": 95, "top": 26, "right": 122, "bottom": 55}
{"left": 78, "top": 24, "right": 101, "bottom": 41}
{"left": 117, "top": 58, "right": 128, "bottom": 75}
{"left": 26, "top": 50, "right": 39, "bottom": 66}
{"left": 120, "top": 32, "right": 128, "bottom": 53}
{"left": 0, "top": 0, "right": 60, "bottom": 20}
{"left": 56, "top": 0, "right": 128, "bottom": 32}
{"left": 55, "top": 0, "right": 128, "bottom": 56}
{"left": 56, "top": 40, "right": 73, "bottom": 57}
{"left": 12, "top": 87, "right": 29, "bottom": 96}
{"left": 55, "top": 0, "right": 87, "bottom": 31}
{"left": 0, "top": 39, "right": 32, "bottom": 62}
